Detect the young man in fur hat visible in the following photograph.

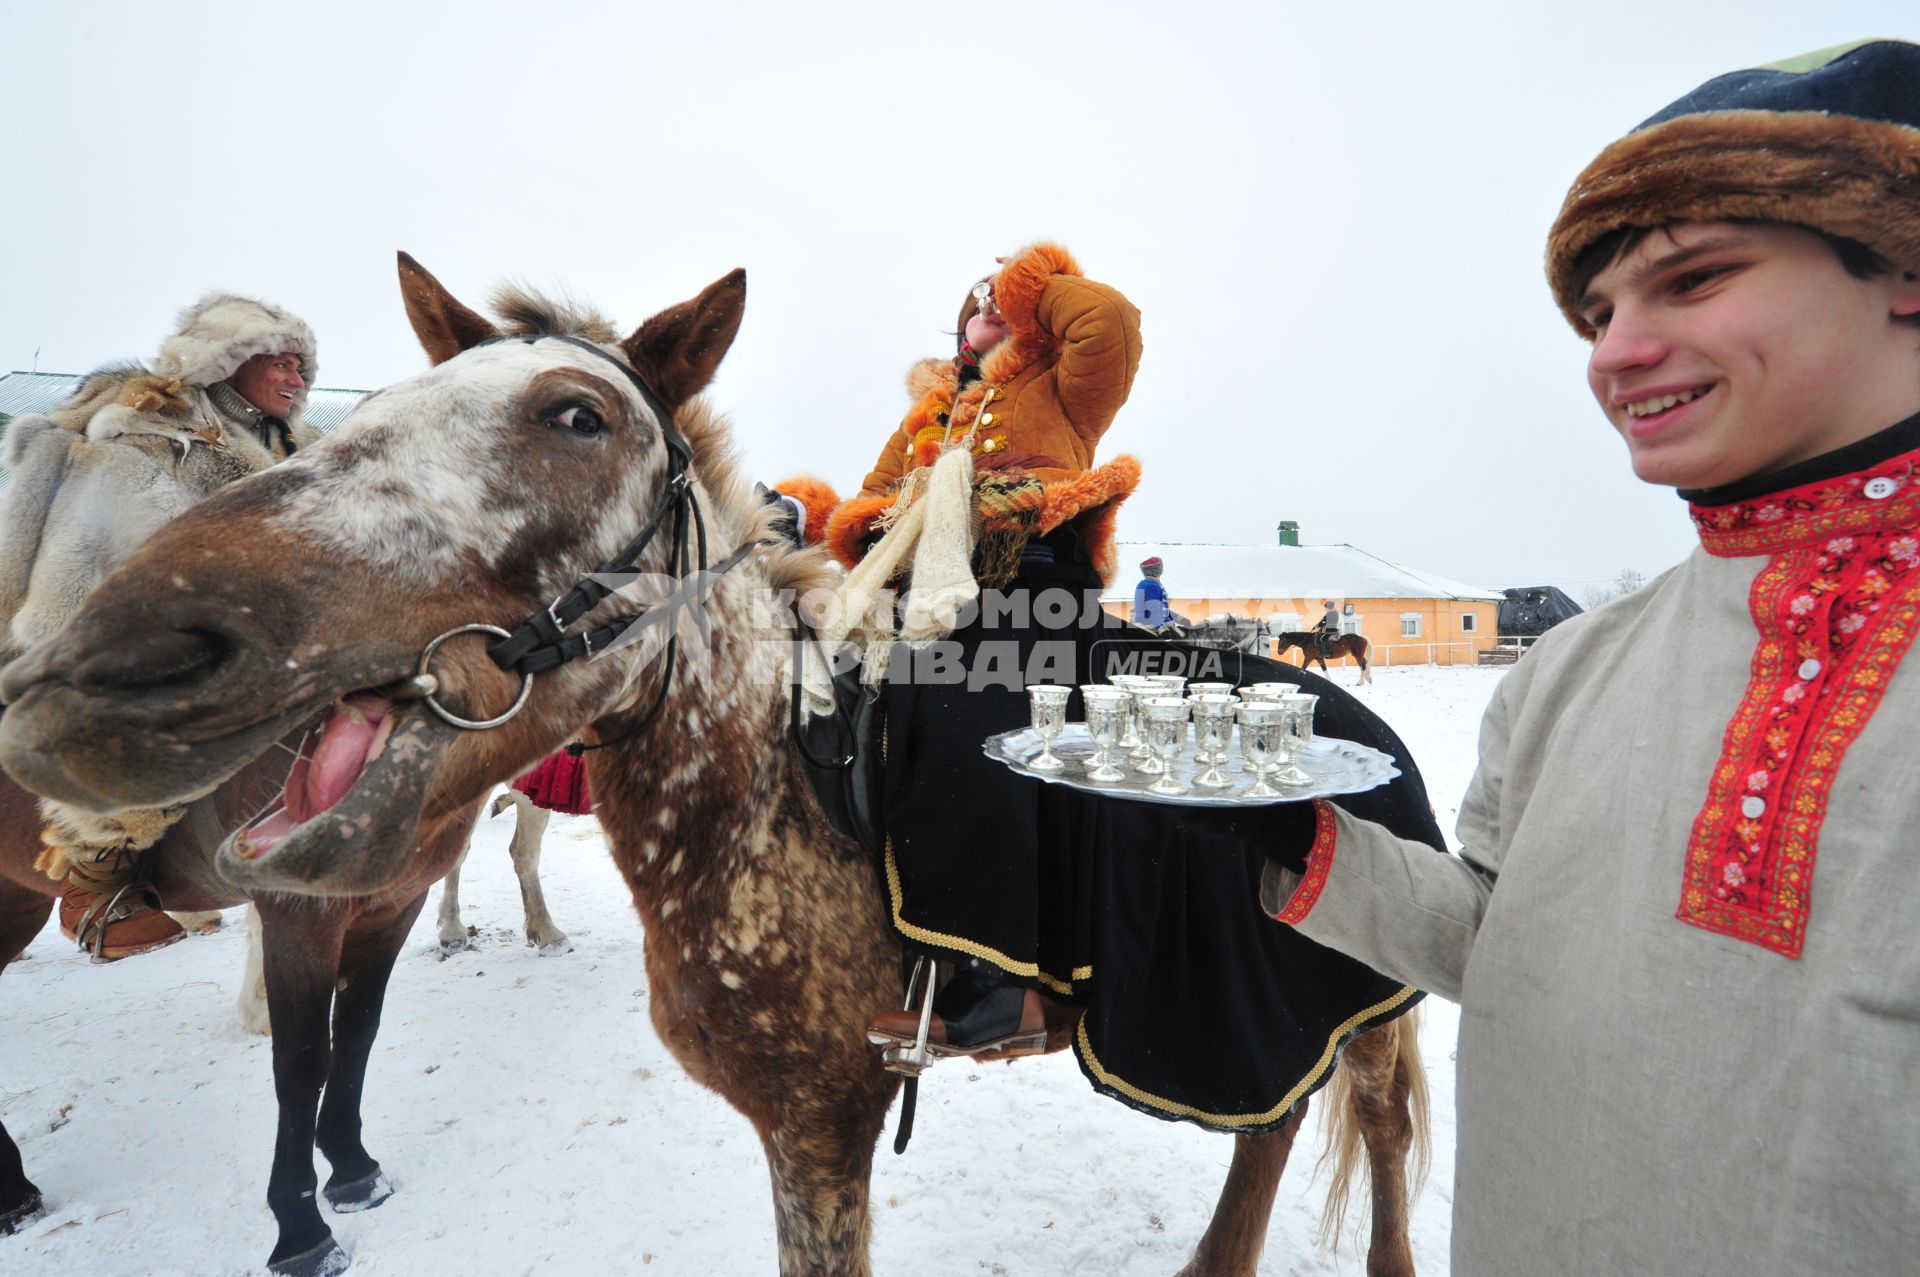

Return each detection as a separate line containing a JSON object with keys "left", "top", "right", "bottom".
{"left": 1260, "top": 39, "right": 1920, "bottom": 1273}
{"left": 0, "top": 293, "right": 320, "bottom": 959}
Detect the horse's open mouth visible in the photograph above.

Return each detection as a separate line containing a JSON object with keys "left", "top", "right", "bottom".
{"left": 220, "top": 688, "right": 456, "bottom": 896}
{"left": 234, "top": 693, "right": 402, "bottom": 860}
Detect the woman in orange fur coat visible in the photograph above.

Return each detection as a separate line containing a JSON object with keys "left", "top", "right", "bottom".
{"left": 788, "top": 243, "right": 1150, "bottom": 1063}
{"left": 847, "top": 242, "right": 1139, "bottom": 535}
{"left": 795, "top": 247, "right": 1435, "bottom": 1140}
{"left": 786, "top": 241, "right": 1144, "bottom": 577}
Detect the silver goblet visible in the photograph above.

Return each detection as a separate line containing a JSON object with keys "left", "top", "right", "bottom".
{"left": 1125, "top": 684, "right": 1165, "bottom": 769}
{"left": 1236, "top": 701, "right": 1290, "bottom": 799}
{"left": 1189, "top": 695, "right": 1239, "bottom": 789}
{"left": 1109, "top": 675, "right": 1149, "bottom": 751}
{"left": 1025, "top": 684, "right": 1072, "bottom": 772}
{"left": 1079, "top": 685, "right": 1131, "bottom": 783}
{"left": 1141, "top": 697, "right": 1192, "bottom": 796}
{"left": 1279, "top": 692, "right": 1318, "bottom": 746}
{"left": 1235, "top": 684, "right": 1290, "bottom": 770}
{"left": 1188, "top": 681, "right": 1235, "bottom": 701}
{"left": 1140, "top": 675, "right": 1191, "bottom": 768}
{"left": 1186, "top": 693, "right": 1236, "bottom": 765}
{"left": 1269, "top": 692, "right": 1319, "bottom": 786}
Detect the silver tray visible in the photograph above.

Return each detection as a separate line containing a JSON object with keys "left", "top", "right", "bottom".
{"left": 983, "top": 723, "right": 1400, "bottom": 808}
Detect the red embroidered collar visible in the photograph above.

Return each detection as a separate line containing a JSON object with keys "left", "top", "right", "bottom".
{"left": 1687, "top": 415, "right": 1920, "bottom": 556}
{"left": 1690, "top": 449, "right": 1920, "bottom": 556}
{"left": 1678, "top": 433, "right": 1920, "bottom": 957}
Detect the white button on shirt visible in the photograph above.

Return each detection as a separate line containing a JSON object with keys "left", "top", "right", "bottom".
{"left": 1799, "top": 658, "right": 1822, "bottom": 681}
{"left": 1864, "top": 476, "right": 1900, "bottom": 500}
{"left": 1742, "top": 796, "right": 1767, "bottom": 820}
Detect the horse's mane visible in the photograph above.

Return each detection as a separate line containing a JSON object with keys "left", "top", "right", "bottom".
{"left": 673, "top": 399, "right": 840, "bottom": 601}
{"left": 489, "top": 285, "right": 620, "bottom": 344}
{"left": 486, "top": 284, "right": 839, "bottom": 604}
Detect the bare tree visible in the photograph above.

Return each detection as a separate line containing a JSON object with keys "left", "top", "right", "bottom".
{"left": 1584, "top": 567, "right": 1647, "bottom": 610}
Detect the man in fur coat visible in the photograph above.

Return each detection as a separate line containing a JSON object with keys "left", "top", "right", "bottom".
{"left": 1260, "top": 40, "right": 1920, "bottom": 1274}
{"left": 0, "top": 293, "right": 319, "bottom": 959}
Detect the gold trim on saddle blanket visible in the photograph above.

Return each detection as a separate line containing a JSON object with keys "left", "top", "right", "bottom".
{"left": 879, "top": 713, "right": 1420, "bottom": 1131}
{"left": 1075, "top": 984, "right": 1421, "bottom": 1129}
{"left": 880, "top": 713, "right": 1090, "bottom": 994}
{"left": 883, "top": 837, "right": 1092, "bottom": 996}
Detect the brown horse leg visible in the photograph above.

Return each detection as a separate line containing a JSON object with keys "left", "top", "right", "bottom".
{"left": 1341, "top": 1021, "right": 1420, "bottom": 1277}
{"left": 759, "top": 1082, "right": 896, "bottom": 1277}
{"left": 314, "top": 896, "right": 429, "bottom": 1213}
{"left": 258, "top": 898, "right": 350, "bottom": 1277}
{"left": 1173, "top": 1104, "right": 1306, "bottom": 1277}
{"left": 0, "top": 879, "right": 53, "bottom": 1235}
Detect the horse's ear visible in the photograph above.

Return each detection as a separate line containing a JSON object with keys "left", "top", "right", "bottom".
{"left": 620, "top": 269, "right": 746, "bottom": 409}
{"left": 397, "top": 252, "right": 500, "bottom": 366}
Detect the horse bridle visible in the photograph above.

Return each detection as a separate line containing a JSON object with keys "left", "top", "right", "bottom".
{"left": 412, "top": 334, "right": 758, "bottom": 742}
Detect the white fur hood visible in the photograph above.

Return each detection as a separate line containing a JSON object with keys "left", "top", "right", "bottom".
{"left": 151, "top": 293, "right": 319, "bottom": 418}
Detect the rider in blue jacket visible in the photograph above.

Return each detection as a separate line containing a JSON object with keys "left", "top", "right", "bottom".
{"left": 1132, "top": 556, "right": 1170, "bottom": 628}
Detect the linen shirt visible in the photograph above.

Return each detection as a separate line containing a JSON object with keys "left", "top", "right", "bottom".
{"left": 1265, "top": 420, "right": 1920, "bottom": 1275}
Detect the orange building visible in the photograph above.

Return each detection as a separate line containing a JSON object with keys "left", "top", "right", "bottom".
{"left": 1105, "top": 532, "right": 1503, "bottom": 669}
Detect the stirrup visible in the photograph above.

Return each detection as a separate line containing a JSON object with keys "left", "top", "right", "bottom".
{"left": 75, "top": 878, "right": 169, "bottom": 965}
{"left": 871, "top": 957, "right": 943, "bottom": 1078}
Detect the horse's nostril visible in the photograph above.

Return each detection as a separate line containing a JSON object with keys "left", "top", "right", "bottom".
{"left": 72, "top": 626, "right": 236, "bottom": 694}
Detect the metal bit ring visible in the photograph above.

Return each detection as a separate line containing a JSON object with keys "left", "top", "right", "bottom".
{"left": 416, "top": 624, "right": 534, "bottom": 731}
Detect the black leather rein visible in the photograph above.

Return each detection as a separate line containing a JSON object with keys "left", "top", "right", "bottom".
{"left": 454, "top": 332, "right": 856, "bottom": 771}
{"left": 475, "top": 334, "right": 755, "bottom": 752}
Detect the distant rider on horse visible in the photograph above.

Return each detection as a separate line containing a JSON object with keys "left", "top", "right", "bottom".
{"left": 1314, "top": 599, "right": 1342, "bottom": 660}
{"left": 1132, "top": 555, "right": 1170, "bottom": 629}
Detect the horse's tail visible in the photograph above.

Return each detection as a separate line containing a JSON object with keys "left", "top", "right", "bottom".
{"left": 1314, "top": 1007, "right": 1431, "bottom": 1249}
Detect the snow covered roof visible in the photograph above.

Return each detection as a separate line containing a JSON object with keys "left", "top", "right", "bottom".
{"left": 1102, "top": 540, "right": 1502, "bottom": 604}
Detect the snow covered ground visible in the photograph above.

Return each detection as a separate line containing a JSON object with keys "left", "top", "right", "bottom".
{"left": 1, "top": 664, "right": 1506, "bottom": 1277}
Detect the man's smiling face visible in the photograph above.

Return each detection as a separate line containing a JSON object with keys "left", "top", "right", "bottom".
{"left": 228, "top": 352, "right": 306, "bottom": 418}
{"left": 1580, "top": 221, "right": 1920, "bottom": 490}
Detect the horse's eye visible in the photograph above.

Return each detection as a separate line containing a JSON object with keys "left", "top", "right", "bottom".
{"left": 551, "top": 406, "right": 604, "bottom": 437}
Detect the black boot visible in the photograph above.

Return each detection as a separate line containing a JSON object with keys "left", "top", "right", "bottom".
{"left": 867, "top": 960, "right": 1048, "bottom": 1057}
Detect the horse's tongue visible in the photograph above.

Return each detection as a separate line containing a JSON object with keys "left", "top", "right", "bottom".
{"left": 288, "top": 696, "right": 393, "bottom": 823}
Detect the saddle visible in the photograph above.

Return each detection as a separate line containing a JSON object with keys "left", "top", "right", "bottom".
{"left": 793, "top": 664, "right": 885, "bottom": 859}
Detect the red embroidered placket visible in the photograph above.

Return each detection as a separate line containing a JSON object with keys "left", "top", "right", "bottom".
{"left": 1683, "top": 450, "right": 1920, "bottom": 957}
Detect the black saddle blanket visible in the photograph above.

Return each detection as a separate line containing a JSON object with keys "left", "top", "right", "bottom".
{"left": 874, "top": 555, "right": 1447, "bottom": 1132}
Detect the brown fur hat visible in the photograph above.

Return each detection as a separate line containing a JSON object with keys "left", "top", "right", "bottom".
{"left": 1547, "top": 39, "right": 1920, "bottom": 338}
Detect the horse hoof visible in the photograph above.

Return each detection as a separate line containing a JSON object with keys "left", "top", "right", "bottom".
{"left": 534, "top": 936, "right": 572, "bottom": 956}
{"left": 0, "top": 1188, "right": 45, "bottom": 1236}
{"left": 269, "top": 1236, "right": 350, "bottom": 1277}
{"left": 324, "top": 1168, "right": 394, "bottom": 1213}
{"left": 436, "top": 937, "right": 474, "bottom": 956}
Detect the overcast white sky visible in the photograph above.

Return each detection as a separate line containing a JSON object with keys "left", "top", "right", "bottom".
{"left": 4, "top": 2, "right": 1911, "bottom": 594}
